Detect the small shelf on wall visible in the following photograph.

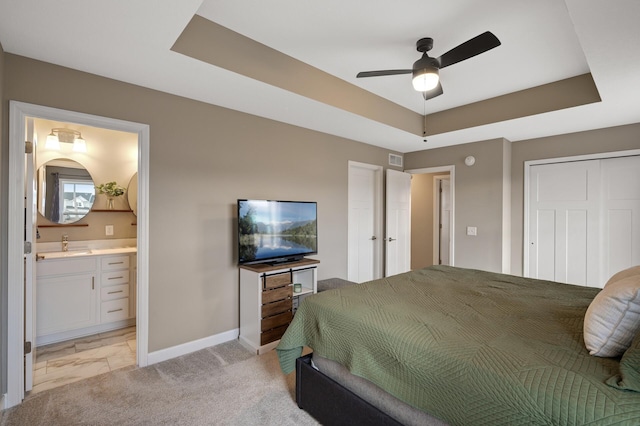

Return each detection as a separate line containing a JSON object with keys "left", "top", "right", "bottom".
{"left": 38, "top": 223, "right": 89, "bottom": 228}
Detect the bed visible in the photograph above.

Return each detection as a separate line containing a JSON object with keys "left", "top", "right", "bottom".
{"left": 276, "top": 265, "right": 640, "bottom": 425}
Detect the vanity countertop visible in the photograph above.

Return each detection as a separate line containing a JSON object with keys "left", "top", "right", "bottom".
{"left": 36, "top": 238, "right": 137, "bottom": 261}
{"left": 36, "top": 246, "right": 137, "bottom": 260}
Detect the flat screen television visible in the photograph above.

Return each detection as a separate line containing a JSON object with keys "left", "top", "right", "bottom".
{"left": 237, "top": 199, "right": 318, "bottom": 265}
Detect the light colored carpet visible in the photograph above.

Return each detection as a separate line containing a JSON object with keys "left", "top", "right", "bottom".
{"left": 0, "top": 340, "right": 319, "bottom": 425}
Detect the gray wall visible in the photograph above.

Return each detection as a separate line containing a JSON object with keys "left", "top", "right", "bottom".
{"left": 406, "top": 139, "right": 509, "bottom": 272}
{"left": 510, "top": 123, "right": 640, "bottom": 275}
{"left": 1, "top": 54, "right": 400, "bottom": 355}
{"left": 410, "top": 172, "right": 436, "bottom": 270}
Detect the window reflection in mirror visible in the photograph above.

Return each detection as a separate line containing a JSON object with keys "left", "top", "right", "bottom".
{"left": 38, "top": 158, "right": 95, "bottom": 224}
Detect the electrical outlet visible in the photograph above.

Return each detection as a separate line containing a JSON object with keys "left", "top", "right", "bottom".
{"left": 105, "top": 225, "right": 114, "bottom": 236}
{"left": 466, "top": 226, "right": 477, "bottom": 236}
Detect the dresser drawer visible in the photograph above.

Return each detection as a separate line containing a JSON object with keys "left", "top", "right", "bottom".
{"left": 101, "top": 284, "right": 129, "bottom": 301}
{"left": 102, "top": 270, "right": 129, "bottom": 286}
{"left": 101, "top": 298, "right": 129, "bottom": 322}
{"left": 262, "top": 285, "right": 292, "bottom": 304}
{"left": 261, "top": 310, "right": 293, "bottom": 332}
{"left": 263, "top": 272, "right": 291, "bottom": 290}
{"left": 101, "top": 255, "right": 130, "bottom": 270}
{"left": 261, "top": 298, "right": 292, "bottom": 318}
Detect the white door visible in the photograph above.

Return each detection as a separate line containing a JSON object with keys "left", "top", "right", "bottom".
{"left": 528, "top": 160, "right": 601, "bottom": 286}
{"left": 348, "top": 162, "right": 382, "bottom": 282}
{"left": 24, "top": 118, "right": 37, "bottom": 391}
{"left": 528, "top": 155, "right": 640, "bottom": 287}
{"left": 386, "top": 169, "right": 412, "bottom": 276}
{"left": 601, "top": 156, "right": 640, "bottom": 281}
{"left": 439, "top": 178, "right": 451, "bottom": 265}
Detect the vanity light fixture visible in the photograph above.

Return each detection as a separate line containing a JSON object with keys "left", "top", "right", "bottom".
{"left": 45, "top": 128, "right": 87, "bottom": 152}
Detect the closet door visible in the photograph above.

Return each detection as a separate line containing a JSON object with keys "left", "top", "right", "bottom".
{"left": 601, "top": 156, "right": 640, "bottom": 282}
{"left": 528, "top": 160, "right": 601, "bottom": 286}
{"left": 528, "top": 155, "right": 640, "bottom": 287}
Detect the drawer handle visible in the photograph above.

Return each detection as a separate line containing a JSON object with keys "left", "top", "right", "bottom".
{"left": 107, "top": 308, "right": 123, "bottom": 313}
{"left": 108, "top": 261, "right": 125, "bottom": 265}
{"left": 108, "top": 276, "right": 124, "bottom": 280}
{"left": 107, "top": 290, "right": 124, "bottom": 294}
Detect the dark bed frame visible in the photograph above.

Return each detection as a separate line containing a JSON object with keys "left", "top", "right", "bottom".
{"left": 296, "top": 354, "right": 403, "bottom": 426}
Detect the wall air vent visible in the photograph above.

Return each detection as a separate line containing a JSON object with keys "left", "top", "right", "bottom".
{"left": 389, "top": 153, "right": 403, "bottom": 167}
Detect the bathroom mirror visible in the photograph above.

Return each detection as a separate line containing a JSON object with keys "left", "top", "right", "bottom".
{"left": 127, "top": 172, "right": 138, "bottom": 216}
{"left": 37, "top": 158, "right": 95, "bottom": 224}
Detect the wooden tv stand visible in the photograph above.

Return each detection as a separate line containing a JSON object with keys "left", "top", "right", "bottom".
{"left": 239, "top": 258, "right": 319, "bottom": 354}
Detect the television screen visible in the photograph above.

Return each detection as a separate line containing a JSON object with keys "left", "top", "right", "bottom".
{"left": 238, "top": 199, "right": 318, "bottom": 265}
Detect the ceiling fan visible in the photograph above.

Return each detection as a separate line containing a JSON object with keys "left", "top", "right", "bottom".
{"left": 356, "top": 32, "right": 501, "bottom": 100}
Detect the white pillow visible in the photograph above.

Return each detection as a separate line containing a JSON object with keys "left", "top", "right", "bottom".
{"left": 584, "top": 275, "right": 640, "bottom": 357}
{"left": 604, "top": 265, "right": 640, "bottom": 287}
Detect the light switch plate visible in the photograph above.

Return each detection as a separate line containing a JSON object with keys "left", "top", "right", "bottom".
{"left": 466, "top": 226, "right": 477, "bottom": 236}
{"left": 105, "top": 225, "right": 114, "bottom": 236}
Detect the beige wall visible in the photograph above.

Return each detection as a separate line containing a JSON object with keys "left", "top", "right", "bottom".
{"left": 410, "top": 173, "right": 436, "bottom": 270}
{"left": 35, "top": 118, "right": 138, "bottom": 242}
{"left": 406, "top": 139, "right": 509, "bottom": 273}
{"left": 510, "top": 123, "right": 640, "bottom": 275}
{"left": 2, "top": 54, "right": 400, "bottom": 353}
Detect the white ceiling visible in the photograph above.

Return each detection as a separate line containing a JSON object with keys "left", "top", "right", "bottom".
{"left": 0, "top": 0, "right": 639, "bottom": 153}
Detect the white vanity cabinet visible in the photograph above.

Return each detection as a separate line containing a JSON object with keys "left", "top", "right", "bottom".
{"left": 36, "top": 257, "right": 99, "bottom": 338}
{"left": 36, "top": 251, "right": 136, "bottom": 346}
{"left": 100, "top": 255, "right": 131, "bottom": 323}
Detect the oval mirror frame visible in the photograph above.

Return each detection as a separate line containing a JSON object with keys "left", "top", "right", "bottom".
{"left": 127, "top": 172, "right": 138, "bottom": 216}
{"left": 37, "top": 158, "right": 95, "bottom": 224}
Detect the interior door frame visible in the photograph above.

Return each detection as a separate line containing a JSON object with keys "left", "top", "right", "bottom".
{"left": 433, "top": 175, "right": 451, "bottom": 265}
{"left": 523, "top": 148, "right": 640, "bottom": 278}
{"left": 406, "top": 165, "right": 456, "bottom": 266}
{"left": 6, "top": 101, "right": 150, "bottom": 408}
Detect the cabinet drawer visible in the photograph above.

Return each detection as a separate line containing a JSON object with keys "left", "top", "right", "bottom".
{"left": 261, "top": 324, "right": 289, "bottom": 346}
{"left": 37, "top": 257, "right": 97, "bottom": 277}
{"left": 262, "top": 285, "right": 292, "bottom": 304}
{"left": 101, "top": 284, "right": 129, "bottom": 301}
{"left": 261, "top": 310, "right": 293, "bottom": 332}
{"left": 261, "top": 298, "right": 292, "bottom": 318}
{"left": 101, "top": 255, "right": 130, "bottom": 270}
{"left": 263, "top": 272, "right": 291, "bottom": 290}
{"left": 101, "top": 298, "right": 130, "bottom": 322}
{"left": 102, "top": 270, "right": 129, "bottom": 285}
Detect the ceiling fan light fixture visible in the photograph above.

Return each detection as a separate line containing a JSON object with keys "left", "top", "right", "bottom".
{"left": 412, "top": 66, "right": 439, "bottom": 92}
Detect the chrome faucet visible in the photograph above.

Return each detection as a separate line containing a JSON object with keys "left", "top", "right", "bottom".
{"left": 62, "top": 234, "right": 69, "bottom": 252}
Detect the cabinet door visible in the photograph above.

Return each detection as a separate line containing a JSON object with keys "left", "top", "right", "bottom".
{"left": 36, "top": 273, "right": 97, "bottom": 336}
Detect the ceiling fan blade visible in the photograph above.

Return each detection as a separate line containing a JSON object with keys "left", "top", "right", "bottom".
{"left": 437, "top": 31, "right": 500, "bottom": 69}
{"left": 356, "top": 69, "right": 412, "bottom": 78}
{"left": 423, "top": 82, "right": 443, "bottom": 100}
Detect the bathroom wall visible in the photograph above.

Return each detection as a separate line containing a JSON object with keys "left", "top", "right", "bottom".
{"left": 35, "top": 118, "right": 138, "bottom": 243}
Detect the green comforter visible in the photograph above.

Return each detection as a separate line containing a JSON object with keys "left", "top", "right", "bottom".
{"left": 276, "top": 266, "right": 640, "bottom": 425}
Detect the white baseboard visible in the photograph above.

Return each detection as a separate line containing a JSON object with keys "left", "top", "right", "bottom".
{"left": 1, "top": 393, "right": 6, "bottom": 410}
{"left": 147, "top": 328, "right": 239, "bottom": 365}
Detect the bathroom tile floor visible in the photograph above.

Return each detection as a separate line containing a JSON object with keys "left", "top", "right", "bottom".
{"left": 32, "top": 326, "right": 136, "bottom": 394}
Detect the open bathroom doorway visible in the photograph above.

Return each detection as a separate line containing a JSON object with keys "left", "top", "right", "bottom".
{"left": 7, "top": 101, "right": 149, "bottom": 407}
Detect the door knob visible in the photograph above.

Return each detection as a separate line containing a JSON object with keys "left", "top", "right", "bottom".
{"left": 370, "top": 236, "right": 377, "bottom": 240}
{"left": 388, "top": 237, "right": 396, "bottom": 242}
